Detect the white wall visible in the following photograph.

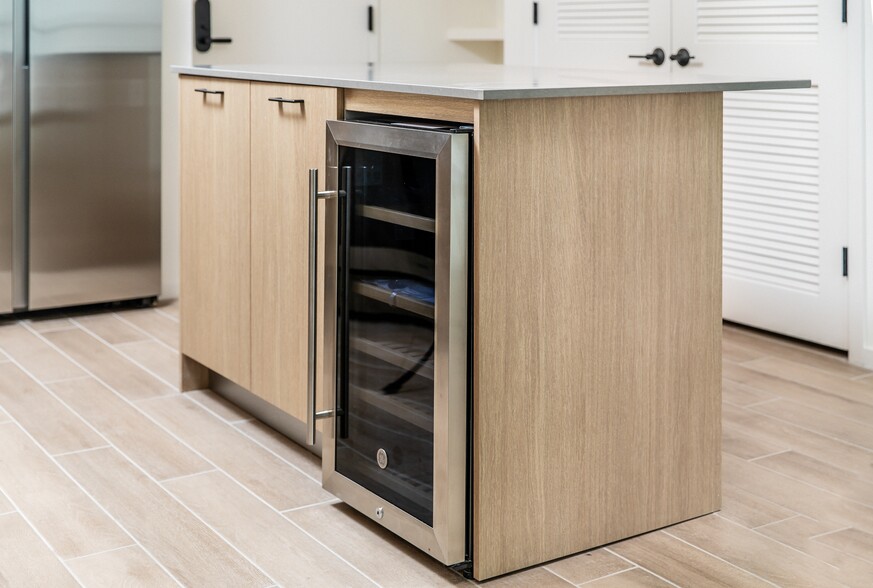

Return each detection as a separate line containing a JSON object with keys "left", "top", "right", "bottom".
{"left": 159, "top": 0, "right": 192, "bottom": 299}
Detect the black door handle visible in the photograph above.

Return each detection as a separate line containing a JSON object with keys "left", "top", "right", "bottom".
{"left": 194, "top": 0, "right": 233, "bottom": 52}
{"left": 670, "top": 48, "right": 695, "bottom": 67}
{"left": 629, "top": 48, "right": 665, "bottom": 66}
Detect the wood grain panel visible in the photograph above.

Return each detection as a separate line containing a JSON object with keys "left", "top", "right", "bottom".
{"left": 58, "top": 447, "right": 270, "bottom": 587}
{"left": 471, "top": 93, "right": 723, "bottom": 579}
{"left": 0, "top": 362, "right": 105, "bottom": 455}
{"left": 250, "top": 82, "right": 340, "bottom": 422}
{"left": 165, "top": 471, "right": 373, "bottom": 587}
{"left": 67, "top": 545, "right": 177, "bottom": 588}
{"left": 44, "top": 329, "right": 174, "bottom": 401}
{"left": 0, "top": 423, "right": 129, "bottom": 559}
{"left": 51, "top": 377, "right": 210, "bottom": 481}
{"left": 180, "top": 75, "right": 251, "bottom": 388}
{"left": 0, "top": 513, "right": 79, "bottom": 587}
{"left": 344, "top": 89, "right": 476, "bottom": 124}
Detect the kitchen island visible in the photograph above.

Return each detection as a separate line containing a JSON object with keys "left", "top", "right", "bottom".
{"left": 174, "top": 63, "right": 808, "bottom": 580}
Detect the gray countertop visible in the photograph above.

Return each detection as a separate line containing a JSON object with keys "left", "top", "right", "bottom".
{"left": 172, "top": 63, "right": 810, "bottom": 100}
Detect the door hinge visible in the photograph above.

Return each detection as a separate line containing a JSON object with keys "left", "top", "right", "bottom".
{"left": 533, "top": 2, "right": 539, "bottom": 26}
{"left": 842, "top": 247, "right": 848, "bottom": 277}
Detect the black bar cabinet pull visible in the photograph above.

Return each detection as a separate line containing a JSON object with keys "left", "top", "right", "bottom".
{"left": 268, "top": 97, "right": 304, "bottom": 104}
{"left": 842, "top": 0, "right": 847, "bottom": 23}
{"left": 368, "top": 5, "right": 374, "bottom": 32}
{"left": 194, "top": 88, "right": 224, "bottom": 95}
{"left": 533, "top": 2, "right": 539, "bottom": 25}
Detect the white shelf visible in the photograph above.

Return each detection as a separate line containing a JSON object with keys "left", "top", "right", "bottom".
{"left": 446, "top": 27, "right": 504, "bottom": 42}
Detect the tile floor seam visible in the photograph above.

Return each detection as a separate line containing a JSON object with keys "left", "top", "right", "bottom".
{"left": 748, "top": 449, "right": 793, "bottom": 462}
{"left": 279, "top": 498, "right": 343, "bottom": 514}
{"left": 573, "top": 565, "right": 641, "bottom": 586}
{"left": 738, "top": 383, "right": 873, "bottom": 428}
{"left": 723, "top": 327, "right": 856, "bottom": 364}
{"left": 109, "top": 312, "right": 179, "bottom": 353}
{"left": 710, "top": 513, "right": 841, "bottom": 571}
{"left": 68, "top": 319, "right": 179, "bottom": 390}
{"left": 808, "top": 526, "right": 853, "bottom": 541}
{"left": 14, "top": 322, "right": 264, "bottom": 587}
{"left": 602, "top": 547, "right": 683, "bottom": 588}
{"left": 52, "top": 445, "right": 113, "bottom": 458}
{"left": 157, "top": 468, "right": 219, "bottom": 485}
{"left": 746, "top": 459, "right": 873, "bottom": 510}
{"left": 62, "top": 543, "right": 138, "bottom": 563}
{"left": 751, "top": 514, "right": 802, "bottom": 531}
{"left": 659, "top": 527, "right": 789, "bottom": 585}
{"left": 40, "top": 375, "right": 95, "bottom": 386}
{"left": 151, "top": 306, "right": 180, "bottom": 325}
{"left": 540, "top": 565, "right": 580, "bottom": 586}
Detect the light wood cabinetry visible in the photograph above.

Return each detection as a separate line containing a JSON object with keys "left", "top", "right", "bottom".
{"left": 180, "top": 77, "right": 340, "bottom": 422}
{"left": 180, "top": 76, "right": 251, "bottom": 388}
{"left": 250, "top": 82, "right": 341, "bottom": 421}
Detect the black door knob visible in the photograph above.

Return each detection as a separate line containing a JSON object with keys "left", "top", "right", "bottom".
{"left": 628, "top": 48, "right": 665, "bottom": 66}
{"left": 670, "top": 48, "right": 695, "bottom": 67}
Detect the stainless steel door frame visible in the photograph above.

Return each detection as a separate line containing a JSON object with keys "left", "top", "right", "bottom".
{"left": 321, "top": 120, "right": 469, "bottom": 565}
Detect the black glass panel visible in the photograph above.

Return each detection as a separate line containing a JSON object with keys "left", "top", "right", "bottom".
{"left": 336, "top": 146, "right": 436, "bottom": 526}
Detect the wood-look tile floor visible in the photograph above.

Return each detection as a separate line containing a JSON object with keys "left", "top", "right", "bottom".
{"left": 0, "top": 304, "right": 872, "bottom": 587}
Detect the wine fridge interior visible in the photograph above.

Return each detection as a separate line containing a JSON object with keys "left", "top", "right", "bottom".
{"left": 320, "top": 119, "right": 470, "bottom": 565}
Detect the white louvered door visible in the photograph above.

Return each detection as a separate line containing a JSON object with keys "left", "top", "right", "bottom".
{"left": 518, "top": 0, "right": 671, "bottom": 69}
{"left": 673, "top": 1, "right": 849, "bottom": 349}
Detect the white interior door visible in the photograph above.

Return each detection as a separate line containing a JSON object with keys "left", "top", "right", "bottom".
{"left": 201, "top": 0, "right": 376, "bottom": 65}
{"left": 506, "top": 0, "right": 671, "bottom": 70}
{"left": 672, "top": 1, "right": 849, "bottom": 349}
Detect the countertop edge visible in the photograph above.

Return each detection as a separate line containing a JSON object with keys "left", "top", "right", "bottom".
{"left": 170, "top": 65, "right": 811, "bottom": 100}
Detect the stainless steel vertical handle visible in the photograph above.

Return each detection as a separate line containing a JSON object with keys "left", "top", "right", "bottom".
{"left": 307, "top": 168, "right": 338, "bottom": 446}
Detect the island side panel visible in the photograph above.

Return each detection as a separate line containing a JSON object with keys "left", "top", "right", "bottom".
{"left": 472, "top": 93, "right": 723, "bottom": 580}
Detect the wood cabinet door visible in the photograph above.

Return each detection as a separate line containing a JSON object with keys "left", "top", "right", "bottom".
{"left": 180, "top": 76, "right": 251, "bottom": 388}
{"left": 250, "top": 82, "right": 340, "bottom": 420}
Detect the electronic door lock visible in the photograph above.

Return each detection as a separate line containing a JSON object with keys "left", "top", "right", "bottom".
{"left": 194, "top": 0, "right": 233, "bottom": 52}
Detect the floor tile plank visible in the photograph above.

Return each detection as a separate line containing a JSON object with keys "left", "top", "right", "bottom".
{"left": 235, "top": 419, "right": 322, "bottom": 481}
{"left": 165, "top": 471, "right": 376, "bottom": 587}
{"left": 0, "top": 491, "right": 13, "bottom": 515}
{"left": 286, "top": 502, "right": 466, "bottom": 587}
{"left": 75, "top": 314, "right": 150, "bottom": 345}
{"left": 26, "top": 317, "right": 75, "bottom": 333}
{"left": 140, "top": 395, "right": 332, "bottom": 510}
{"left": 583, "top": 568, "right": 675, "bottom": 587}
{"left": 751, "top": 399, "right": 873, "bottom": 451}
{"left": 719, "top": 484, "right": 797, "bottom": 530}
{"left": 722, "top": 403, "right": 873, "bottom": 482}
{"left": 472, "top": 567, "right": 573, "bottom": 587}
{"left": 0, "top": 362, "right": 105, "bottom": 455}
{"left": 154, "top": 299, "right": 180, "bottom": 321}
{"left": 189, "top": 389, "right": 253, "bottom": 423}
{"left": 0, "top": 324, "right": 85, "bottom": 383}
{"left": 665, "top": 514, "right": 841, "bottom": 587}
{"left": 721, "top": 378, "right": 777, "bottom": 408}
{"left": 67, "top": 545, "right": 177, "bottom": 588}
{"left": 0, "top": 513, "right": 79, "bottom": 587}
{"left": 0, "top": 423, "right": 129, "bottom": 559}
{"left": 754, "top": 451, "right": 873, "bottom": 508}
{"left": 816, "top": 528, "right": 873, "bottom": 564}
{"left": 544, "top": 549, "right": 632, "bottom": 585}
{"left": 743, "top": 356, "right": 873, "bottom": 407}
{"left": 0, "top": 404, "right": 8, "bottom": 423}
{"left": 117, "top": 309, "right": 179, "bottom": 350}
{"left": 115, "top": 340, "right": 180, "bottom": 387}
{"left": 723, "top": 326, "right": 871, "bottom": 379}
{"left": 755, "top": 517, "right": 873, "bottom": 588}
{"left": 59, "top": 447, "right": 270, "bottom": 587}
{"left": 45, "top": 329, "right": 174, "bottom": 401}
{"left": 609, "top": 529, "right": 772, "bottom": 587}
{"left": 724, "top": 453, "right": 873, "bottom": 534}
{"left": 51, "top": 377, "right": 210, "bottom": 481}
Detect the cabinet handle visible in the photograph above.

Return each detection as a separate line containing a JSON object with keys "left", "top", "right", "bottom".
{"left": 194, "top": 88, "right": 224, "bottom": 95}
{"left": 268, "top": 97, "right": 304, "bottom": 104}
{"left": 306, "top": 168, "right": 342, "bottom": 446}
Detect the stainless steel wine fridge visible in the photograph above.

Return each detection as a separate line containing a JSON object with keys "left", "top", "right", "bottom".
{"left": 307, "top": 118, "right": 471, "bottom": 564}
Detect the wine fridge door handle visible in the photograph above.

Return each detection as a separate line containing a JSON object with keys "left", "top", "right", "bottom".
{"left": 307, "top": 168, "right": 338, "bottom": 446}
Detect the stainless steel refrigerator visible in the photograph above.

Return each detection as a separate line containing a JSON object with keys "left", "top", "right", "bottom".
{"left": 0, "top": 0, "right": 161, "bottom": 313}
